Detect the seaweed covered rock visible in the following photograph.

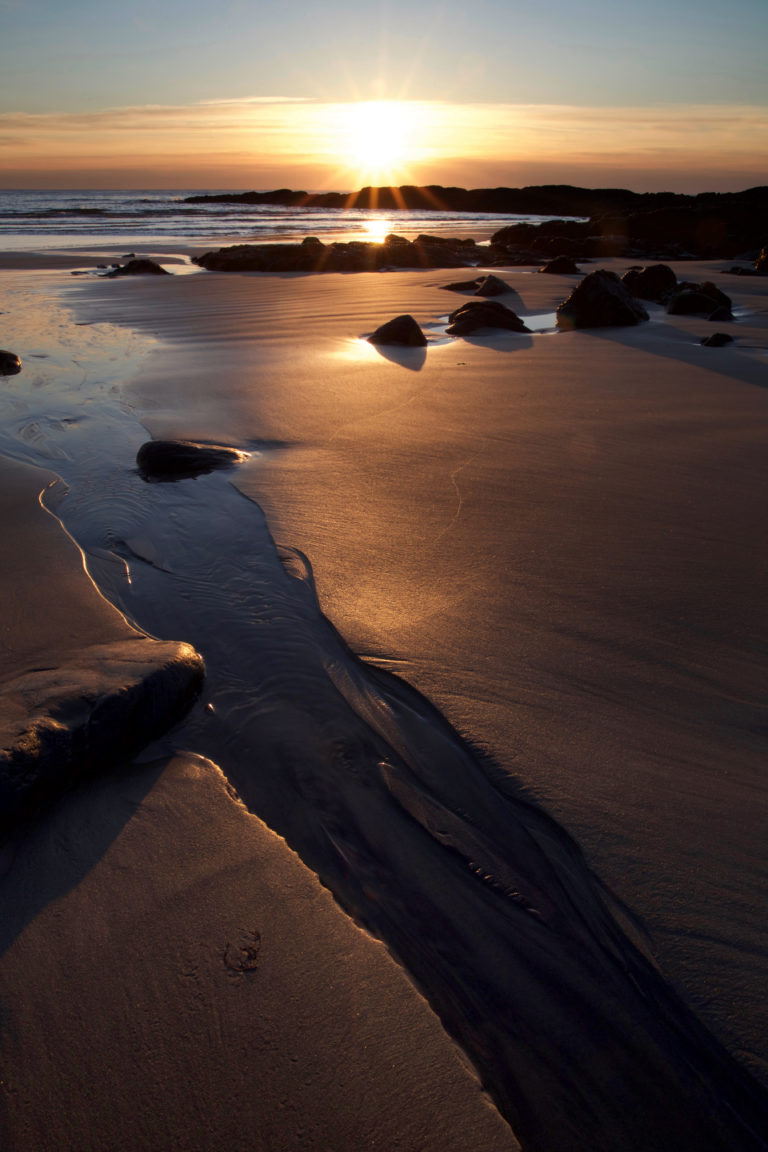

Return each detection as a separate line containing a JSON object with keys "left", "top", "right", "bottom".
{"left": 621, "top": 263, "right": 677, "bottom": 302}
{"left": 367, "top": 314, "right": 427, "bottom": 346}
{"left": 556, "top": 270, "right": 649, "bottom": 329}
{"left": 137, "top": 440, "right": 248, "bottom": 480}
{"left": 0, "top": 350, "right": 22, "bottom": 376}
{"left": 446, "top": 300, "right": 531, "bottom": 336}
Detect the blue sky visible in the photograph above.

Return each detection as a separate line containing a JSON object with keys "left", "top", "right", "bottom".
{"left": 1, "top": 0, "right": 766, "bottom": 189}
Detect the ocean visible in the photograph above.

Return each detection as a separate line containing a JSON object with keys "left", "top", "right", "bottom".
{"left": 0, "top": 188, "right": 560, "bottom": 252}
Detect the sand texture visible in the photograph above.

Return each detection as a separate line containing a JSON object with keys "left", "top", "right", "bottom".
{"left": 0, "top": 253, "right": 767, "bottom": 1150}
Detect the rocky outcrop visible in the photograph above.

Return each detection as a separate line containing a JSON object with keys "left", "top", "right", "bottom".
{"left": 0, "top": 350, "right": 22, "bottom": 376}
{"left": 137, "top": 440, "right": 248, "bottom": 480}
{"left": 0, "top": 638, "right": 205, "bottom": 830}
{"left": 367, "top": 315, "right": 427, "bottom": 346}
{"left": 445, "top": 300, "right": 531, "bottom": 336}
{"left": 557, "top": 270, "right": 650, "bottom": 329}
{"left": 195, "top": 236, "right": 477, "bottom": 274}
{"left": 621, "top": 264, "right": 678, "bottom": 302}
{"left": 666, "top": 282, "right": 733, "bottom": 319}
{"left": 538, "top": 256, "right": 582, "bottom": 275}
{"left": 107, "top": 258, "right": 170, "bottom": 277}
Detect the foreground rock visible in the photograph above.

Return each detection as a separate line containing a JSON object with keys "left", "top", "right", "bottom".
{"left": 667, "top": 281, "right": 733, "bottom": 319}
{"left": 621, "top": 263, "right": 678, "bottom": 302}
{"left": 367, "top": 315, "right": 428, "bottom": 346}
{"left": 0, "top": 350, "right": 22, "bottom": 375}
{"left": 557, "top": 270, "right": 650, "bottom": 329}
{"left": 0, "top": 638, "right": 205, "bottom": 830}
{"left": 137, "top": 439, "right": 248, "bottom": 480}
{"left": 107, "top": 258, "right": 170, "bottom": 277}
{"left": 446, "top": 300, "right": 531, "bottom": 336}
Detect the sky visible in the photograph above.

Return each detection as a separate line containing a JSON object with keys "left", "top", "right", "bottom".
{"left": 1, "top": 0, "right": 766, "bottom": 192}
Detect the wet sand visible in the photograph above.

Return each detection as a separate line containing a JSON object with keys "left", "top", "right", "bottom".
{"left": 1, "top": 251, "right": 767, "bottom": 1149}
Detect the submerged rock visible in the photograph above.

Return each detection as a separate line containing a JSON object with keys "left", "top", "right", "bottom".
{"left": 0, "top": 350, "right": 22, "bottom": 376}
{"left": 556, "top": 270, "right": 650, "bottom": 329}
{"left": 367, "top": 314, "right": 428, "bottom": 347}
{"left": 701, "top": 332, "right": 734, "bottom": 347}
{"left": 137, "top": 440, "right": 248, "bottom": 480}
{"left": 621, "top": 263, "right": 677, "bottom": 302}
{"left": 446, "top": 300, "right": 531, "bottom": 336}
{"left": 107, "top": 258, "right": 170, "bottom": 277}
{"left": 0, "top": 638, "right": 205, "bottom": 830}
{"left": 538, "top": 256, "right": 582, "bottom": 275}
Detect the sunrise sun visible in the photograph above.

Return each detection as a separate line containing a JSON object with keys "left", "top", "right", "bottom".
{"left": 333, "top": 100, "right": 420, "bottom": 185}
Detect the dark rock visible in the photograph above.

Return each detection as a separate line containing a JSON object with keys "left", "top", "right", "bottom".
{"left": 556, "top": 270, "right": 650, "bottom": 329}
{"left": 0, "top": 638, "right": 205, "bottom": 831}
{"left": 441, "top": 277, "right": 488, "bottom": 293}
{"left": 621, "top": 263, "right": 677, "bottom": 302}
{"left": 301, "top": 236, "right": 324, "bottom": 247}
{"left": 473, "top": 274, "right": 512, "bottom": 297}
{"left": 667, "top": 281, "right": 733, "bottom": 318}
{"left": 0, "top": 350, "right": 22, "bottom": 375}
{"left": 137, "top": 440, "right": 248, "bottom": 480}
{"left": 195, "top": 238, "right": 474, "bottom": 274}
{"left": 708, "top": 305, "right": 733, "bottom": 323}
{"left": 538, "top": 255, "right": 582, "bottom": 275}
{"left": 446, "top": 300, "right": 531, "bottom": 336}
{"left": 367, "top": 315, "right": 427, "bottom": 347}
{"left": 440, "top": 274, "right": 512, "bottom": 296}
{"left": 108, "top": 258, "right": 170, "bottom": 277}
{"left": 755, "top": 246, "right": 768, "bottom": 274}
{"left": 701, "top": 332, "right": 734, "bottom": 347}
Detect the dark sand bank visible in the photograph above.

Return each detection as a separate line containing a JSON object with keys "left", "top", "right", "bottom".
{"left": 1, "top": 253, "right": 767, "bottom": 1149}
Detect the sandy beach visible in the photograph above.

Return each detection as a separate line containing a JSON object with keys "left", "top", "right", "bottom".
{"left": 1, "top": 246, "right": 767, "bottom": 1150}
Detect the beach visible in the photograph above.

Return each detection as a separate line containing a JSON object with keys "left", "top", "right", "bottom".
{"left": 0, "top": 241, "right": 767, "bottom": 1150}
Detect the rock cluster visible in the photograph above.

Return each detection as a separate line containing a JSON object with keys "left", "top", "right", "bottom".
{"left": 556, "top": 270, "right": 650, "bottom": 329}
{"left": 621, "top": 264, "right": 678, "bottom": 302}
{"left": 195, "top": 235, "right": 478, "bottom": 274}
{"left": 666, "top": 281, "right": 733, "bottom": 319}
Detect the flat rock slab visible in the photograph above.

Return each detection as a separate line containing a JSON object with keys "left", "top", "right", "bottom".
{"left": 137, "top": 439, "right": 248, "bottom": 480}
{"left": 0, "top": 638, "right": 204, "bottom": 829}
